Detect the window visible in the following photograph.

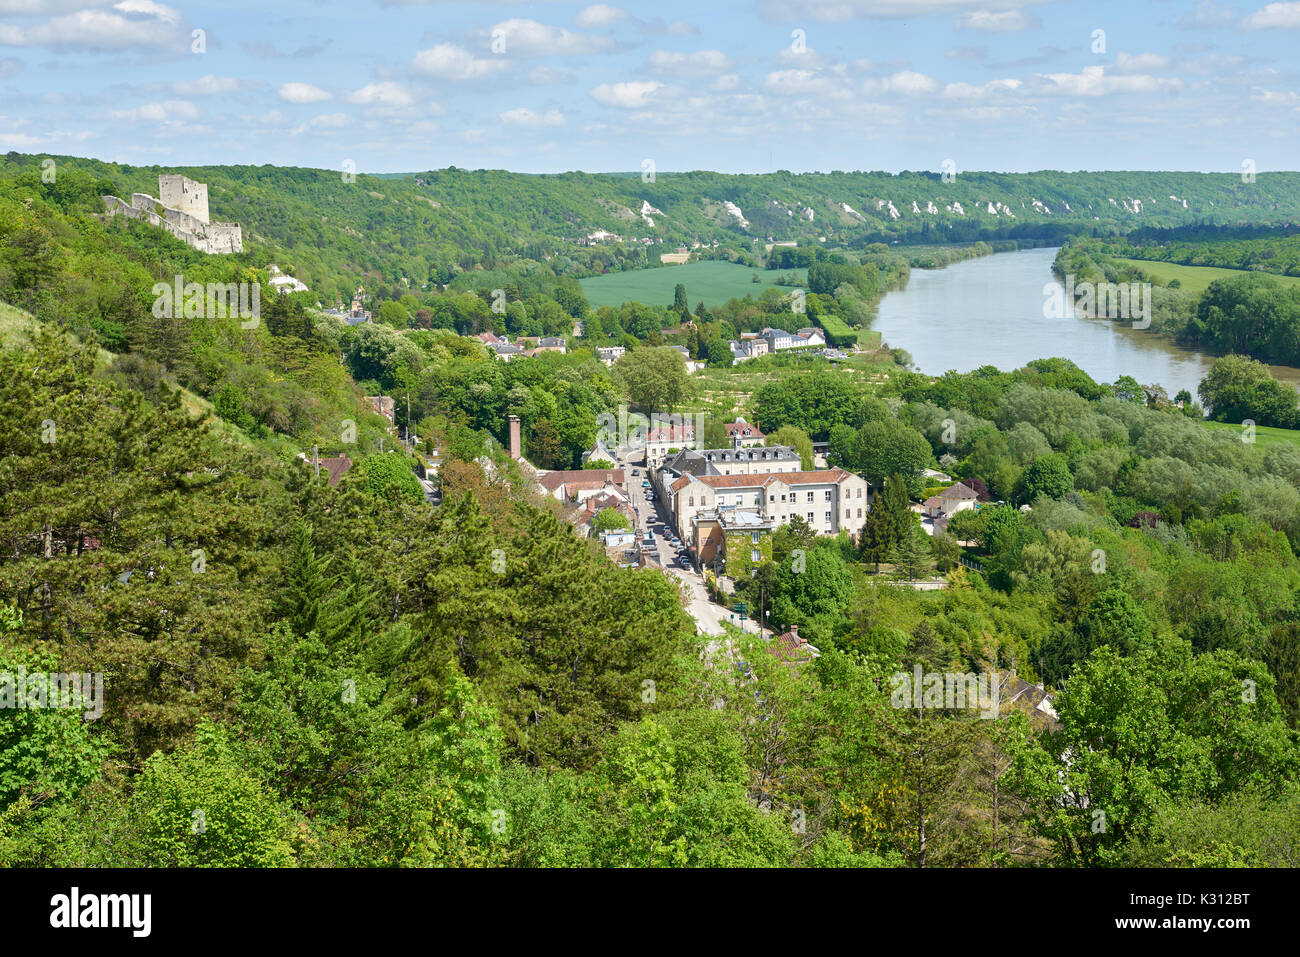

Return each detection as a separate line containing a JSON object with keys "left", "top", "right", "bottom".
{"left": 806, "top": 491, "right": 814, "bottom": 503}
{"left": 857, "top": 488, "right": 863, "bottom": 498}
{"left": 825, "top": 511, "right": 832, "bottom": 523}
{"left": 751, "top": 549, "right": 761, "bottom": 563}
{"left": 807, "top": 512, "right": 814, "bottom": 522}
{"left": 688, "top": 497, "right": 694, "bottom": 507}
{"left": 845, "top": 509, "right": 850, "bottom": 519}
{"left": 824, "top": 490, "right": 832, "bottom": 502}
{"left": 857, "top": 508, "right": 863, "bottom": 518}
{"left": 769, "top": 495, "right": 775, "bottom": 503}
{"left": 751, "top": 532, "right": 761, "bottom": 544}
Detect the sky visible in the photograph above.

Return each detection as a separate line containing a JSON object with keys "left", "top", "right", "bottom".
{"left": 1, "top": 0, "right": 1298, "bottom": 175}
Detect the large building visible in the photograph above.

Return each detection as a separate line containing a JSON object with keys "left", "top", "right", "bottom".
{"left": 102, "top": 174, "right": 243, "bottom": 255}
{"left": 667, "top": 466, "right": 871, "bottom": 550}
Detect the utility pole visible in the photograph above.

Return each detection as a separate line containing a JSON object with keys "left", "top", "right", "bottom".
{"left": 313, "top": 444, "right": 319, "bottom": 480}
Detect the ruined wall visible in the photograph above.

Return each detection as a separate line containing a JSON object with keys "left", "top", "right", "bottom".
{"left": 158, "top": 174, "right": 209, "bottom": 225}
{"left": 103, "top": 194, "right": 244, "bottom": 255}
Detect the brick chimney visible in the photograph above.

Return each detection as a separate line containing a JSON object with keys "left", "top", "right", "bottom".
{"left": 789, "top": 624, "right": 799, "bottom": 642}
{"left": 508, "top": 415, "right": 521, "bottom": 460}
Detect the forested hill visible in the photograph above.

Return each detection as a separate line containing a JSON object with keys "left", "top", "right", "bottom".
{"left": 5, "top": 152, "right": 1300, "bottom": 304}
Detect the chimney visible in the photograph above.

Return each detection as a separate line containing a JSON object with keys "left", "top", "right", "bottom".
{"left": 508, "top": 415, "right": 521, "bottom": 460}
{"left": 789, "top": 624, "right": 801, "bottom": 643}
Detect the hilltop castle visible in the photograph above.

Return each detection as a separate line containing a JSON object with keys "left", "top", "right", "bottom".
{"left": 102, "top": 174, "right": 243, "bottom": 255}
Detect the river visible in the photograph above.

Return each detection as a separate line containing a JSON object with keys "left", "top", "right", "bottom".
{"left": 870, "top": 246, "right": 1300, "bottom": 401}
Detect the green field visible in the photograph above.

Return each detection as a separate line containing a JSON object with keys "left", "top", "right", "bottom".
{"left": 1202, "top": 419, "right": 1300, "bottom": 449}
{"left": 1120, "top": 259, "right": 1300, "bottom": 296}
{"left": 579, "top": 261, "right": 807, "bottom": 309}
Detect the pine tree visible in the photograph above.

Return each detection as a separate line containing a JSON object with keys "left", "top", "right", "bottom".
{"left": 860, "top": 472, "right": 912, "bottom": 571}
{"left": 891, "top": 522, "right": 934, "bottom": 581}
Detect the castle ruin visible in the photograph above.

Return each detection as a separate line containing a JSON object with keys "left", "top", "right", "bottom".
{"left": 102, "top": 174, "right": 243, "bottom": 255}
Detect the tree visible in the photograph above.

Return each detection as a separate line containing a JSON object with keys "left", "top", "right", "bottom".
{"left": 768, "top": 425, "right": 814, "bottom": 470}
{"left": 592, "top": 508, "right": 631, "bottom": 533}
{"left": 860, "top": 473, "right": 913, "bottom": 571}
{"left": 614, "top": 347, "right": 690, "bottom": 412}
{"left": 1015, "top": 454, "right": 1074, "bottom": 504}
{"left": 1199, "top": 354, "right": 1300, "bottom": 428}
{"left": 672, "top": 283, "right": 689, "bottom": 318}
{"left": 130, "top": 723, "right": 294, "bottom": 867}
{"left": 890, "top": 522, "right": 934, "bottom": 581}
{"left": 355, "top": 452, "right": 424, "bottom": 503}
{"left": 699, "top": 417, "right": 730, "bottom": 450}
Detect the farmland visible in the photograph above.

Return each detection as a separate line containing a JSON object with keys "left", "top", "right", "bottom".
{"left": 1119, "top": 258, "right": 1300, "bottom": 296}
{"left": 579, "top": 260, "right": 806, "bottom": 309}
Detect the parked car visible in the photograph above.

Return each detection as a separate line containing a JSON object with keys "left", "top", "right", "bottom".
{"left": 632, "top": 469, "right": 639, "bottom": 476}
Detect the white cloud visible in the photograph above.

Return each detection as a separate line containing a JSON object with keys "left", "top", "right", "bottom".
{"left": 589, "top": 80, "right": 662, "bottom": 107}
{"left": 490, "top": 18, "right": 613, "bottom": 56}
{"left": 1242, "top": 2, "right": 1300, "bottom": 28}
{"left": 110, "top": 98, "right": 197, "bottom": 121}
{"left": 646, "top": 49, "right": 732, "bottom": 75}
{"left": 348, "top": 82, "right": 415, "bottom": 108}
{"left": 575, "top": 4, "right": 630, "bottom": 28}
{"left": 411, "top": 43, "right": 508, "bottom": 80}
{"left": 173, "top": 74, "right": 238, "bottom": 95}
{"left": 943, "top": 77, "right": 1022, "bottom": 98}
{"left": 759, "top": 0, "right": 1046, "bottom": 21}
{"left": 955, "top": 9, "right": 1038, "bottom": 32}
{"left": 864, "top": 70, "right": 941, "bottom": 95}
{"left": 278, "top": 82, "right": 332, "bottom": 104}
{"left": 0, "top": 1, "right": 184, "bottom": 50}
{"left": 499, "top": 107, "right": 564, "bottom": 126}
{"left": 1113, "top": 52, "right": 1171, "bottom": 73}
{"left": 1033, "top": 65, "right": 1182, "bottom": 96}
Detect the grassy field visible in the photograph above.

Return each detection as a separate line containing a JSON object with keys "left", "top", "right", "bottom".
{"left": 580, "top": 261, "right": 806, "bottom": 309}
{"left": 1202, "top": 419, "right": 1300, "bottom": 449}
{"left": 1119, "top": 259, "right": 1300, "bottom": 296}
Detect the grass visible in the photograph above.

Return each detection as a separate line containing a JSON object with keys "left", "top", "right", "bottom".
{"left": 1119, "top": 259, "right": 1300, "bottom": 296}
{"left": 580, "top": 261, "right": 807, "bottom": 309}
{"left": 1202, "top": 419, "right": 1300, "bottom": 449}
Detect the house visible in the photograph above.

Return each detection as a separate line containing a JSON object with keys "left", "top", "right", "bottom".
{"left": 769, "top": 624, "right": 820, "bottom": 663}
{"left": 366, "top": 396, "right": 395, "bottom": 423}
{"left": 581, "top": 436, "right": 618, "bottom": 465}
{"left": 575, "top": 489, "right": 637, "bottom": 537}
{"left": 266, "top": 264, "right": 309, "bottom": 293}
{"left": 597, "top": 345, "right": 626, "bottom": 365}
{"left": 923, "top": 481, "right": 979, "bottom": 520}
{"left": 667, "top": 344, "right": 705, "bottom": 373}
{"left": 537, "top": 336, "right": 568, "bottom": 354}
{"left": 538, "top": 468, "right": 626, "bottom": 501}
{"left": 691, "top": 508, "right": 776, "bottom": 576}
{"left": 297, "top": 452, "right": 353, "bottom": 487}
{"left": 699, "top": 445, "right": 800, "bottom": 475}
{"left": 670, "top": 466, "right": 871, "bottom": 550}
{"left": 759, "top": 327, "right": 797, "bottom": 352}
{"left": 491, "top": 342, "right": 523, "bottom": 361}
{"left": 797, "top": 327, "right": 826, "bottom": 347}
{"left": 724, "top": 418, "right": 766, "bottom": 448}
{"left": 643, "top": 424, "right": 697, "bottom": 468}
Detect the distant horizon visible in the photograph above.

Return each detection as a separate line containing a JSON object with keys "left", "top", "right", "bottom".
{"left": 16, "top": 152, "right": 1300, "bottom": 180}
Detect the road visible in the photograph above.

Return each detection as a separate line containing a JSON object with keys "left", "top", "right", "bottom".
{"left": 620, "top": 449, "right": 767, "bottom": 640}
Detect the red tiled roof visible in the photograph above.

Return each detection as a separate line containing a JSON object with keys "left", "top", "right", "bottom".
{"left": 538, "top": 468, "right": 624, "bottom": 491}
{"left": 725, "top": 421, "right": 765, "bottom": 438}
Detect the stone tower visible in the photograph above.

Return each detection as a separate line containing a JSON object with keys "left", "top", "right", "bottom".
{"left": 158, "top": 174, "right": 209, "bottom": 225}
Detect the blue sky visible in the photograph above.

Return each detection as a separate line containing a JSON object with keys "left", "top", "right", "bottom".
{"left": 2, "top": 0, "right": 1298, "bottom": 174}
